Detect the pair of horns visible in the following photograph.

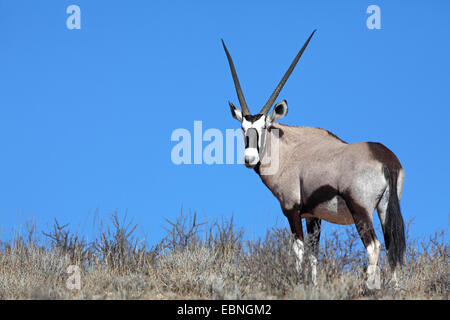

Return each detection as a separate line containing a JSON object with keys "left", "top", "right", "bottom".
{"left": 222, "top": 29, "right": 316, "bottom": 116}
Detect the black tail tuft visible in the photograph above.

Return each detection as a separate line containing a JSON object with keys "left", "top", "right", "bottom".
{"left": 383, "top": 166, "right": 406, "bottom": 269}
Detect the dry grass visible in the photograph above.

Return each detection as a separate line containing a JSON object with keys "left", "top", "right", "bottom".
{"left": 0, "top": 211, "right": 447, "bottom": 300}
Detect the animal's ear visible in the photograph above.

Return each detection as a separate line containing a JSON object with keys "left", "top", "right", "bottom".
{"left": 229, "top": 101, "right": 243, "bottom": 122}
{"left": 267, "top": 100, "right": 288, "bottom": 125}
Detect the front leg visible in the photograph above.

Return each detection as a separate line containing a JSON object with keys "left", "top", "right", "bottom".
{"left": 306, "top": 218, "right": 321, "bottom": 285}
{"left": 283, "top": 208, "right": 304, "bottom": 273}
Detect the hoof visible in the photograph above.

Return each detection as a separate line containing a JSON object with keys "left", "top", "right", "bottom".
{"left": 387, "top": 278, "right": 405, "bottom": 291}
{"left": 366, "top": 265, "right": 381, "bottom": 290}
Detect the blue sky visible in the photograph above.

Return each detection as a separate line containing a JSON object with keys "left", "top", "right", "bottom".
{"left": 0, "top": 0, "right": 449, "bottom": 244}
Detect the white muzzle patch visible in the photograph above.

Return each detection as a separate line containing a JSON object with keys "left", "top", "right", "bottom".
{"left": 244, "top": 147, "right": 259, "bottom": 168}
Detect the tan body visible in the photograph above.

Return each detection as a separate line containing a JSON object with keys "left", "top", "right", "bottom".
{"left": 257, "top": 123, "right": 404, "bottom": 226}
{"left": 253, "top": 122, "right": 406, "bottom": 288}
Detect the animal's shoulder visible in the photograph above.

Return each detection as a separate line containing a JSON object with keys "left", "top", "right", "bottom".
{"left": 274, "top": 123, "right": 347, "bottom": 144}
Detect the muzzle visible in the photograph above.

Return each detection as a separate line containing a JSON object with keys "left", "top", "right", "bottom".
{"left": 244, "top": 128, "right": 260, "bottom": 168}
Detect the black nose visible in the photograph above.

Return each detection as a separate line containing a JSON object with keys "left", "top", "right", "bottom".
{"left": 244, "top": 155, "right": 256, "bottom": 165}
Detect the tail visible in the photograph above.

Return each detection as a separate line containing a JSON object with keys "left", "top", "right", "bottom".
{"left": 383, "top": 165, "right": 406, "bottom": 269}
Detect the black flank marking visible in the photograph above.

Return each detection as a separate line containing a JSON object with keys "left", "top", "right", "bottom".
{"left": 301, "top": 185, "right": 338, "bottom": 214}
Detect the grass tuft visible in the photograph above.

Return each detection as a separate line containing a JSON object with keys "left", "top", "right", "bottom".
{"left": 0, "top": 211, "right": 447, "bottom": 300}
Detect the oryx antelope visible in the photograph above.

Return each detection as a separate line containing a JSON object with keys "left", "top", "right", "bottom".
{"left": 222, "top": 30, "right": 406, "bottom": 289}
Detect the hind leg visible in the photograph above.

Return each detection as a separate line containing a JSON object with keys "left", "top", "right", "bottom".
{"left": 306, "top": 218, "right": 321, "bottom": 285}
{"left": 377, "top": 186, "right": 400, "bottom": 287}
{"left": 345, "top": 198, "right": 381, "bottom": 290}
{"left": 377, "top": 186, "right": 391, "bottom": 266}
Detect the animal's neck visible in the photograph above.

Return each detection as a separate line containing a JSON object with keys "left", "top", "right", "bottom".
{"left": 254, "top": 122, "right": 348, "bottom": 182}
{"left": 255, "top": 123, "right": 290, "bottom": 178}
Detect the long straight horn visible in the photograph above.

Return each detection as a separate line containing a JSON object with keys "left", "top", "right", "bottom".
{"left": 259, "top": 29, "right": 316, "bottom": 115}
{"left": 222, "top": 39, "right": 250, "bottom": 116}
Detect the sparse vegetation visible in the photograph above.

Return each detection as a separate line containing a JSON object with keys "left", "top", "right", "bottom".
{"left": 0, "top": 211, "right": 447, "bottom": 300}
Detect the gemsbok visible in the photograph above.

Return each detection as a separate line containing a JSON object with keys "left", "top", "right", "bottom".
{"left": 222, "top": 30, "right": 406, "bottom": 289}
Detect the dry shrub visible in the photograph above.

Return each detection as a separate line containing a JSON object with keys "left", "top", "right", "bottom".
{"left": 0, "top": 211, "right": 447, "bottom": 300}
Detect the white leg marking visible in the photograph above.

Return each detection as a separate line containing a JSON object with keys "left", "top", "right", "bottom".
{"left": 309, "top": 254, "right": 318, "bottom": 285}
{"left": 388, "top": 269, "right": 402, "bottom": 289}
{"left": 366, "top": 240, "right": 381, "bottom": 290}
{"left": 293, "top": 239, "right": 304, "bottom": 273}
{"left": 367, "top": 239, "right": 380, "bottom": 266}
